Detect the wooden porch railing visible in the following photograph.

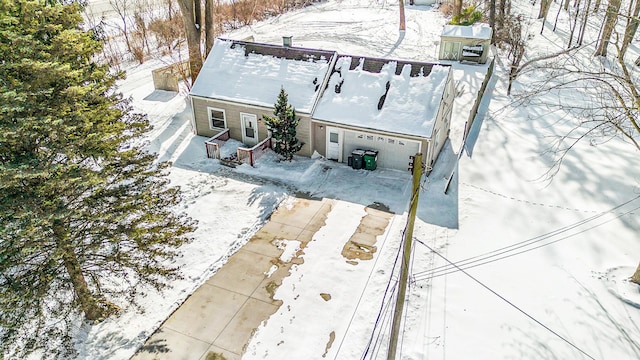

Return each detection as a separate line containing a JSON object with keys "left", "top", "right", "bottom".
{"left": 204, "top": 129, "right": 230, "bottom": 159}
{"left": 237, "top": 137, "right": 272, "bottom": 166}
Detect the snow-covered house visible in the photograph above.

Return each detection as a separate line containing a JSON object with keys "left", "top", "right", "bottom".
{"left": 312, "top": 55, "right": 454, "bottom": 171}
{"left": 190, "top": 39, "right": 454, "bottom": 171}
{"left": 189, "top": 39, "right": 336, "bottom": 157}
{"left": 439, "top": 23, "right": 492, "bottom": 64}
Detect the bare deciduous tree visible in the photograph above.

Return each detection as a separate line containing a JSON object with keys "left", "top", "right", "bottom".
{"left": 621, "top": 0, "right": 640, "bottom": 57}
{"left": 567, "top": 0, "right": 582, "bottom": 47}
{"left": 577, "top": 0, "right": 592, "bottom": 45}
{"left": 495, "top": 14, "right": 531, "bottom": 95}
{"left": 595, "top": 0, "right": 622, "bottom": 56}
{"left": 512, "top": 44, "right": 639, "bottom": 176}
{"left": 176, "top": 0, "right": 204, "bottom": 82}
{"left": 538, "top": 0, "right": 552, "bottom": 19}
{"left": 454, "top": 0, "right": 462, "bottom": 17}
{"left": 110, "top": 0, "right": 134, "bottom": 52}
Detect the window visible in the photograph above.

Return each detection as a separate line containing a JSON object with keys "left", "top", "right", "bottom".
{"left": 208, "top": 107, "right": 226, "bottom": 129}
{"left": 245, "top": 122, "right": 255, "bottom": 138}
{"left": 330, "top": 132, "right": 339, "bottom": 143}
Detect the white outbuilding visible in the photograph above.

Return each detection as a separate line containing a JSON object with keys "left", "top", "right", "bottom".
{"left": 439, "top": 23, "right": 492, "bottom": 64}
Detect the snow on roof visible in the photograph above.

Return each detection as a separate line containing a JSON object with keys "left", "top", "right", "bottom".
{"left": 441, "top": 23, "right": 492, "bottom": 40}
{"left": 313, "top": 56, "right": 450, "bottom": 138}
{"left": 190, "top": 39, "right": 333, "bottom": 113}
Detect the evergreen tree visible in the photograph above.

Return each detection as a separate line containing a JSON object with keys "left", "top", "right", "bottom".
{"left": 0, "top": 1, "right": 195, "bottom": 358}
{"left": 450, "top": 6, "right": 483, "bottom": 26}
{"left": 262, "top": 87, "right": 304, "bottom": 161}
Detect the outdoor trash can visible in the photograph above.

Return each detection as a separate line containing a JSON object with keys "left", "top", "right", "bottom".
{"left": 351, "top": 149, "right": 365, "bottom": 169}
{"left": 364, "top": 150, "right": 378, "bottom": 170}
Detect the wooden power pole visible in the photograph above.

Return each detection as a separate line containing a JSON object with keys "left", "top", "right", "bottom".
{"left": 399, "top": 0, "right": 406, "bottom": 31}
{"left": 387, "top": 152, "right": 423, "bottom": 360}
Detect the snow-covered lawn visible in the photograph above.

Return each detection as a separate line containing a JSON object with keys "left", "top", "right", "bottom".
{"left": 73, "top": 0, "right": 640, "bottom": 359}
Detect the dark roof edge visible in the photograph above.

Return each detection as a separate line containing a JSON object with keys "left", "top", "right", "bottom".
{"left": 217, "top": 37, "right": 337, "bottom": 61}
{"left": 337, "top": 53, "right": 452, "bottom": 68}
{"left": 334, "top": 54, "right": 451, "bottom": 77}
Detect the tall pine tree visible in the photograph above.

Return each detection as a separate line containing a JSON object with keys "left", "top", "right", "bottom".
{"left": 262, "top": 87, "right": 304, "bottom": 161}
{"left": 0, "top": 1, "right": 195, "bottom": 358}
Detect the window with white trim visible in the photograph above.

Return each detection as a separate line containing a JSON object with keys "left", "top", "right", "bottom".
{"left": 208, "top": 107, "right": 226, "bottom": 129}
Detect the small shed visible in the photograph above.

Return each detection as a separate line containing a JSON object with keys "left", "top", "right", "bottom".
{"left": 439, "top": 24, "right": 492, "bottom": 64}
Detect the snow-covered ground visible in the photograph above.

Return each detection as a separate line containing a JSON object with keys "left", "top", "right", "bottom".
{"left": 72, "top": 0, "right": 640, "bottom": 359}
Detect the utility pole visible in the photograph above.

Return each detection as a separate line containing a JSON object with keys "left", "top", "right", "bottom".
{"left": 399, "top": 0, "right": 406, "bottom": 31}
{"left": 387, "top": 152, "right": 423, "bottom": 360}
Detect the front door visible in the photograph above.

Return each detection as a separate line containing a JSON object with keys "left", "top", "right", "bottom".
{"left": 326, "top": 127, "right": 341, "bottom": 161}
{"left": 241, "top": 113, "right": 258, "bottom": 146}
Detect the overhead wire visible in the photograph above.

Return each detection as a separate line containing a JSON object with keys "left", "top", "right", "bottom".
{"left": 371, "top": 282, "right": 397, "bottom": 360}
{"left": 362, "top": 164, "right": 425, "bottom": 359}
{"left": 413, "top": 203, "right": 640, "bottom": 281}
{"left": 360, "top": 224, "right": 404, "bottom": 360}
{"left": 360, "top": 161, "right": 436, "bottom": 359}
{"left": 416, "top": 239, "right": 597, "bottom": 360}
{"left": 412, "top": 195, "right": 640, "bottom": 282}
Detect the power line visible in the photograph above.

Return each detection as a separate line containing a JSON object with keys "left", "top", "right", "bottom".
{"left": 416, "top": 239, "right": 597, "bottom": 360}
{"left": 412, "top": 196, "right": 640, "bottom": 282}
{"left": 360, "top": 228, "right": 404, "bottom": 360}
{"left": 413, "top": 203, "right": 640, "bottom": 282}
{"left": 335, "top": 215, "right": 398, "bottom": 359}
{"left": 388, "top": 152, "right": 423, "bottom": 360}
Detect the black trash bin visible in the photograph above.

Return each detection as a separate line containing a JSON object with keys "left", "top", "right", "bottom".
{"left": 364, "top": 150, "right": 378, "bottom": 170}
{"left": 351, "top": 149, "right": 365, "bottom": 169}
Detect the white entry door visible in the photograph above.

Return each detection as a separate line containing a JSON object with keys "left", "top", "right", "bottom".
{"left": 241, "top": 113, "right": 258, "bottom": 146}
{"left": 326, "top": 127, "right": 341, "bottom": 161}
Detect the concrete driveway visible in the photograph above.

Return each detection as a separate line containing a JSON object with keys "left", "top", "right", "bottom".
{"left": 132, "top": 198, "right": 336, "bottom": 360}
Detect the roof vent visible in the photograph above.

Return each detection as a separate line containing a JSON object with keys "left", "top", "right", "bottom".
{"left": 283, "top": 36, "right": 292, "bottom": 47}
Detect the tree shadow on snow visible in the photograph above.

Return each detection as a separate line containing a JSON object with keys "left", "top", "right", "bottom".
{"left": 133, "top": 329, "right": 171, "bottom": 356}
{"left": 505, "top": 280, "right": 640, "bottom": 360}
{"left": 383, "top": 30, "right": 405, "bottom": 58}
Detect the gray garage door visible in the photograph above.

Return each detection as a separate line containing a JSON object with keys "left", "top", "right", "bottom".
{"left": 343, "top": 131, "right": 420, "bottom": 171}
